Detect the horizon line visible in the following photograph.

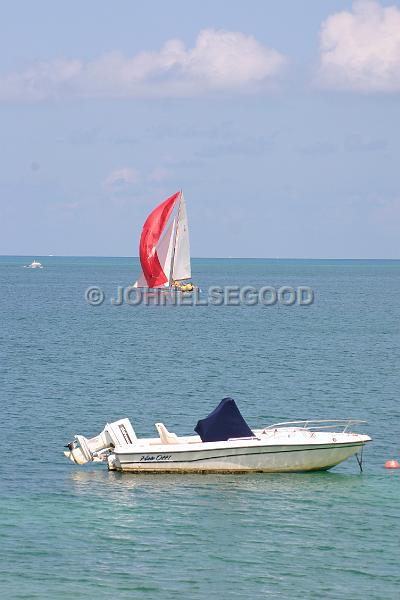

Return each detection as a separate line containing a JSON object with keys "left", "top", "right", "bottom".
{"left": 1, "top": 254, "right": 399, "bottom": 261}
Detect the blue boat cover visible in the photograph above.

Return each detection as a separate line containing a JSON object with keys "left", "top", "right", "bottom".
{"left": 194, "top": 398, "right": 255, "bottom": 442}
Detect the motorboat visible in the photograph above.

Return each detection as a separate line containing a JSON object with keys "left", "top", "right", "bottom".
{"left": 25, "top": 259, "right": 43, "bottom": 269}
{"left": 64, "top": 398, "right": 371, "bottom": 473}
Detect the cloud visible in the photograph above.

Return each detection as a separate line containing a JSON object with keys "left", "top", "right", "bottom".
{"left": 0, "top": 29, "right": 287, "bottom": 102}
{"left": 103, "top": 167, "right": 140, "bottom": 191}
{"left": 344, "top": 135, "right": 388, "bottom": 152}
{"left": 196, "top": 133, "right": 276, "bottom": 157}
{"left": 316, "top": 0, "right": 400, "bottom": 92}
{"left": 148, "top": 167, "right": 171, "bottom": 182}
{"left": 58, "top": 201, "right": 79, "bottom": 211}
{"left": 298, "top": 141, "right": 337, "bottom": 156}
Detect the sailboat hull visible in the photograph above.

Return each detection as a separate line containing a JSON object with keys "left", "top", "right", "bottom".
{"left": 139, "top": 286, "right": 198, "bottom": 301}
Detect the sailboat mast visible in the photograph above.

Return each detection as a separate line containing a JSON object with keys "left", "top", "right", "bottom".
{"left": 169, "top": 191, "right": 182, "bottom": 286}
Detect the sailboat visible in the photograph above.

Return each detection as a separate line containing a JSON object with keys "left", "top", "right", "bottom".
{"left": 133, "top": 190, "right": 195, "bottom": 293}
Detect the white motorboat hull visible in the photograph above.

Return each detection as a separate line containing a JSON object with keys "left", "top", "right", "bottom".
{"left": 109, "top": 438, "right": 369, "bottom": 474}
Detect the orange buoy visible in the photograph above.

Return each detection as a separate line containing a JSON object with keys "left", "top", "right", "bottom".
{"left": 384, "top": 459, "right": 400, "bottom": 469}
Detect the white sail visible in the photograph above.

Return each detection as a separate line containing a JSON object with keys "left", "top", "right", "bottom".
{"left": 172, "top": 195, "right": 191, "bottom": 281}
{"left": 157, "top": 218, "right": 176, "bottom": 286}
{"left": 133, "top": 218, "right": 176, "bottom": 288}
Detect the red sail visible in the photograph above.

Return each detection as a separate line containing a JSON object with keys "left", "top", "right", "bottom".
{"left": 139, "top": 191, "right": 180, "bottom": 287}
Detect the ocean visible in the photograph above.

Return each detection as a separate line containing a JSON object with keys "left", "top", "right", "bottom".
{"left": 1, "top": 256, "right": 399, "bottom": 599}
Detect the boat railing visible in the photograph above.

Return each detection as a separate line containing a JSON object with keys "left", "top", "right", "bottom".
{"left": 262, "top": 419, "right": 367, "bottom": 433}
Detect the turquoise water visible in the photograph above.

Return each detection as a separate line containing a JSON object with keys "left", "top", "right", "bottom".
{"left": 1, "top": 256, "right": 399, "bottom": 599}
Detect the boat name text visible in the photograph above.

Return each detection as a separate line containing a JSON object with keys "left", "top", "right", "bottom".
{"left": 140, "top": 455, "right": 172, "bottom": 462}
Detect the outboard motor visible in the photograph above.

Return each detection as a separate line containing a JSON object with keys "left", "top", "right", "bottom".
{"left": 64, "top": 418, "right": 137, "bottom": 465}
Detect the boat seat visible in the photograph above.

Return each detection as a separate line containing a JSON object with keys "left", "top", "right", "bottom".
{"left": 155, "top": 422, "right": 180, "bottom": 444}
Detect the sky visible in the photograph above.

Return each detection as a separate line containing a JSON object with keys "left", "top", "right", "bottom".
{"left": 0, "top": 0, "right": 399, "bottom": 258}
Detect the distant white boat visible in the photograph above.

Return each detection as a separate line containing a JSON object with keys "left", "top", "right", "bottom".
{"left": 64, "top": 398, "right": 371, "bottom": 474}
{"left": 25, "top": 259, "right": 43, "bottom": 269}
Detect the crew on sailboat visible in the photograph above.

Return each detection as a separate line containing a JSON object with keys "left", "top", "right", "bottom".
{"left": 133, "top": 191, "right": 196, "bottom": 292}
{"left": 172, "top": 280, "right": 195, "bottom": 292}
